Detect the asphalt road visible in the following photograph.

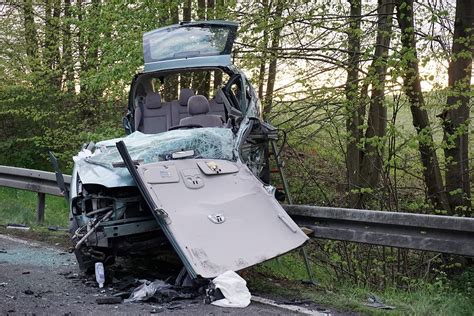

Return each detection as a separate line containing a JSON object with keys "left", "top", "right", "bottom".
{"left": 0, "top": 234, "right": 327, "bottom": 315}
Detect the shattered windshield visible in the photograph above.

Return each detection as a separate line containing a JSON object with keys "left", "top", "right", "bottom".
{"left": 86, "top": 128, "right": 235, "bottom": 170}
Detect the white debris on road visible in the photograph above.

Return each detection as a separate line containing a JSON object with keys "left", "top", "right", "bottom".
{"left": 210, "top": 271, "right": 251, "bottom": 308}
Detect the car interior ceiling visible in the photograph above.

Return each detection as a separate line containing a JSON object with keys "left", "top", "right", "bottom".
{"left": 133, "top": 71, "right": 231, "bottom": 134}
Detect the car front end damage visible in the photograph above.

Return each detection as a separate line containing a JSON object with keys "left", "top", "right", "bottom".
{"left": 62, "top": 20, "right": 308, "bottom": 278}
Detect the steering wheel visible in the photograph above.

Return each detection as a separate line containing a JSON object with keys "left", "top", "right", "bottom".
{"left": 168, "top": 124, "right": 203, "bottom": 131}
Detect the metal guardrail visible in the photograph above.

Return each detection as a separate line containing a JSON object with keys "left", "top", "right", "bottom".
{"left": 0, "top": 165, "right": 472, "bottom": 257}
{"left": 0, "top": 166, "right": 71, "bottom": 223}
{"left": 284, "top": 205, "right": 474, "bottom": 257}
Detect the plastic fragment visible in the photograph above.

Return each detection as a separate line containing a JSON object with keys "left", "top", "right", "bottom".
{"left": 6, "top": 224, "right": 30, "bottom": 231}
{"left": 365, "top": 294, "right": 395, "bottom": 310}
{"left": 125, "top": 280, "right": 172, "bottom": 303}
{"left": 73, "top": 149, "right": 94, "bottom": 162}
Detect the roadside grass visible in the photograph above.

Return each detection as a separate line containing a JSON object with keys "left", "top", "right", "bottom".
{"left": 0, "top": 187, "right": 70, "bottom": 246}
{"left": 246, "top": 251, "right": 474, "bottom": 315}
{"left": 0, "top": 187, "right": 69, "bottom": 227}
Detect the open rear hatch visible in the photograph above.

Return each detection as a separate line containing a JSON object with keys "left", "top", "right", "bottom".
{"left": 143, "top": 21, "right": 238, "bottom": 72}
{"left": 116, "top": 141, "right": 308, "bottom": 279}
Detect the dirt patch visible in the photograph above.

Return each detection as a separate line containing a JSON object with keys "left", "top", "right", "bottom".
{"left": 0, "top": 226, "right": 70, "bottom": 249}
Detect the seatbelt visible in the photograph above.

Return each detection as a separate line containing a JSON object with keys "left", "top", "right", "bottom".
{"left": 137, "top": 96, "right": 145, "bottom": 132}
{"left": 217, "top": 88, "right": 241, "bottom": 118}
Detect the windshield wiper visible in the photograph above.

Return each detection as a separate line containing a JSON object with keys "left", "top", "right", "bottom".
{"left": 173, "top": 51, "right": 200, "bottom": 58}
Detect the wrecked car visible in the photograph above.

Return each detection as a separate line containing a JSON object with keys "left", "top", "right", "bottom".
{"left": 54, "top": 21, "right": 308, "bottom": 279}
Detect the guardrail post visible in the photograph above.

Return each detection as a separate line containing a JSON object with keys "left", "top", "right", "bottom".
{"left": 36, "top": 192, "right": 45, "bottom": 224}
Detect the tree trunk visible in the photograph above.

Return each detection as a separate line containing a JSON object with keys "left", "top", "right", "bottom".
{"left": 396, "top": 0, "right": 450, "bottom": 210}
{"left": 44, "top": 0, "right": 52, "bottom": 68}
{"left": 193, "top": 0, "right": 210, "bottom": 97}
{"left": 76, "top": 0, "right": 85, "bottom": 91}
{"left": 84, "top": 0, "right": 100, "bottom": 73}
{"left": 359, "top": 0, "right": 395, "bottom": 202}
{"left": 163, "top": 0, "right": 179, "bottom": 100}
{"left": 63, "top": 0, "right": 74, "bottom": 93}
{"left": 52, "top": 1, "right": 61, "bottom": 70}
{"left": 345, "top": 0, "right": 362, "bottom": 207}
{"left": 44, "top": 0, "right": 61, "bottom": 88}
{"left": 183, "top": 0, "right": 192, "bottom": 22}
{"left": 441, "top": 0, "right": 473, "bottom": 213}
{"left": 207, "top": 0, "right": 215, "bottom": 19}
{"left": 22, "top": 0, "right": 39, "bottom": 71}
{"left": 181, "top": 0, "right": 193, "bottom": 90}
{"left": 263, "top": 0, "right": 284, "bottom": 116}
{"left": 213, "top": 0, "right": 226, "bottom": 91}
{"left": 257, "top": 0, "right": 270, "bottom": 101}
{"left": 204, "top": 0, "right": 213, "bottom": 95}
{"left": 197, "top": 0, "right": 206, "bottom": 19}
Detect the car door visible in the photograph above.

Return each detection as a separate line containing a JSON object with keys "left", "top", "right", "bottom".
{"left": 116, "top": 141, "right": 308, "bottom": 279}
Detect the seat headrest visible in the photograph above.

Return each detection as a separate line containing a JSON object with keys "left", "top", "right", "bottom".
{"left": 145, "top": 92, "right": 162, "bottom": 109}
{"left": 188, "top": 95, "right": 210, "bottom": 115}
{"left": 213, "top": 92, "right": 224, "bottom": 104}
{"left": 179, "top": 88, "right": 194, "bottom": 106}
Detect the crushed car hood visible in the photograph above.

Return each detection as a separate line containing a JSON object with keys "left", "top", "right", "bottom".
{"left": 75, "top": 129, "right": 235, "bottom": 187}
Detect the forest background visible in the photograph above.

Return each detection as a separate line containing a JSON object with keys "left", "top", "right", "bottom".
{"left": 0, "top": 0, "right": 473, "bottom": 314}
